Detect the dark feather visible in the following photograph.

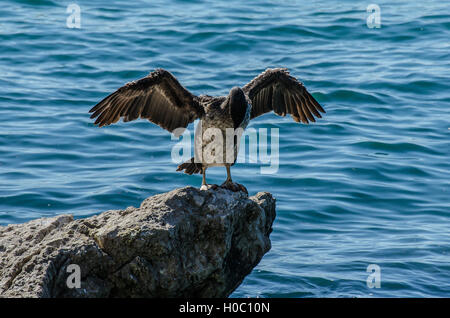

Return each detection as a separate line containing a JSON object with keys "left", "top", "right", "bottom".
{"left": 229, "top": 87, "right": 248, "bottom": 129}
{"left": 89, "top": 68, "right": 205, "bottom": 135}
{"left": 243, "top": 68, "right": 325, "bottom": 124}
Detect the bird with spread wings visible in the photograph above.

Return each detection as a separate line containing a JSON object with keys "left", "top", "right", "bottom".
{"left": 89, "top": 68, "right": 325, "bottom": 192}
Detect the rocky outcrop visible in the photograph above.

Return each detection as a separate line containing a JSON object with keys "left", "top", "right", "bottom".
{"left": 0, "top": 187, "right": 276, "bottom": 298}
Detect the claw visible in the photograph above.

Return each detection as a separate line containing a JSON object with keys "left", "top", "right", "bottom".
{"left": 220, "top": 181, "right": 248, "bottom": 194}
{"left": 200, "top": 184, "right": 219, "bottom": 191}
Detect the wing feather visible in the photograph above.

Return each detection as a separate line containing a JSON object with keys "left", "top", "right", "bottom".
{"left": 296, "top": 98, "right": 308, "bottom": 124}
{"left": 298, "top": 93, "right": 315, "bottom": 122}
{"left": 304, "top": 93, "right": 322, "bottom": 118}
{"left": 288, "top": 94, "right": 301, "bottom": 122}
{"left": 284, "top": 93, "right": 296, "bottom": 120}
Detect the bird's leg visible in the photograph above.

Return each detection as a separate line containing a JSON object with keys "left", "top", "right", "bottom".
{"left": 220, "top": 165, "right": 248, "bottom": 194}
{"left": 202, "top": 167, "right": 207, "bottom": 186}
{"left": 225, "top": 165, "right": 232, "bottom": 183}
{"left": 200, "top": 167, "right": 218, "bottom": 191}
{"left": 200, "top": 167, "right": 208, "bottom": 190}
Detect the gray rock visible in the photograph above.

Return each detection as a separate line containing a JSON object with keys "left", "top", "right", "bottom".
{"left": 0, "top": 186, "right": 276, "bottom": 298}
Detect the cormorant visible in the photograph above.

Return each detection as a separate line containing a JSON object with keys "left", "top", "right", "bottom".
{"left": 89, "top": 68, "right": 325, "bottom": 192}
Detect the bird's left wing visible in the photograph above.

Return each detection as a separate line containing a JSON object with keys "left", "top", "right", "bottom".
{"left": 89, "top": 69, "right": 204, "bottom": 135}
{"left": 243, "top": 68, "right": 325, "bottom": 123}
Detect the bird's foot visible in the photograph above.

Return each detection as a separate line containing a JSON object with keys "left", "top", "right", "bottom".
{"left": 200, "top": 184, "right": 219, "bottom": 191}
{"left": 220, "top": 180, "right": 248, "bottom": 194}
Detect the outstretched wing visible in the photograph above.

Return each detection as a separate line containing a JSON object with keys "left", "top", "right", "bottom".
{"left": 243, "top": 68, "right": 325, "bottom": 123}
{"left": 89, "top": 68, "right": 204, "bottom": 135}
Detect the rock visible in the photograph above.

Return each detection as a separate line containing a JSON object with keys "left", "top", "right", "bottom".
{"left": 0, "top": 187, "right": 276, "bottom": 298}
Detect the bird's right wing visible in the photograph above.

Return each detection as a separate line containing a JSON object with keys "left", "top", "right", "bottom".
{"left": 243, "top": 68, "right": 325, "bottom": 123}
{"left": 89, "top": 69, "right": 204, "bottom": 135}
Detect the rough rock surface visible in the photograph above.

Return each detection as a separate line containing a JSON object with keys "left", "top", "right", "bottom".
{"left": 0, "top": 187, "right": 276, "bottom": 298}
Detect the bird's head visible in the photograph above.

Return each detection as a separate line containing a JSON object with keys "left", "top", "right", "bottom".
{"left": 227, "top": 86, "right": 249, "bottom": 129}
{"left": 228, "top": 86, "right": 246, "bottom": 108}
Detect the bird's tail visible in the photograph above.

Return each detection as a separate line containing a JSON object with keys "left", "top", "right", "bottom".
{"left": 176, "top": 157, "right": 203, "bottom": 175}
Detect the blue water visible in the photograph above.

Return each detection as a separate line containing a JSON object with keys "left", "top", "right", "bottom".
{"left": 1, "top": 0, "right": 449, "bottom": 297}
